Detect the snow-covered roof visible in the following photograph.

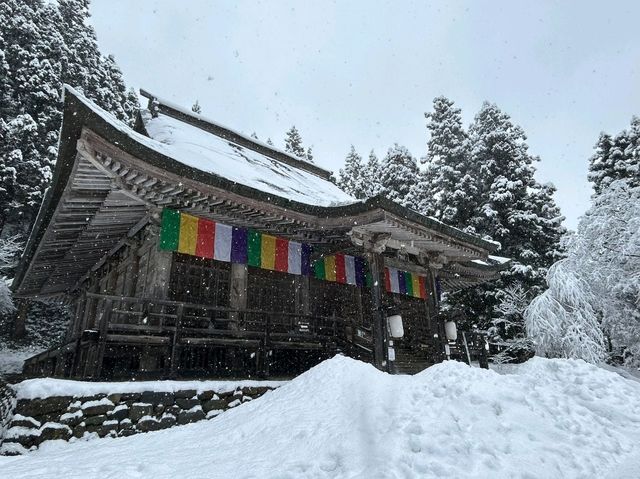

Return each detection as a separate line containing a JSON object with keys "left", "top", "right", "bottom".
{"left": 470, "top": 255, "right": 511, "bottom": 268}
{"left": 68, "top": 86, "right": 355, "bottom": 207}
{"left": 139, "top": 110, "right": 354, "bottom": 207}
{"left": 128, "top": 91, "right": 356, "bottom": 207}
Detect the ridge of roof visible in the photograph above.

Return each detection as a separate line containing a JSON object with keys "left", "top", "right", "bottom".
{"left": 138, "top": 88, "right": 333, "bottom": 181}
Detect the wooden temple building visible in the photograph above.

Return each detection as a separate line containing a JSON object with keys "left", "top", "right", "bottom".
{"left": 12, "top": 86, "right": 506, "bottom": 380}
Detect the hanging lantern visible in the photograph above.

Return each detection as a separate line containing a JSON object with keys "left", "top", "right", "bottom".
{"left": 387, "top": 314, "right": 404, "bottom": 338}
{"left": 444, "top": 321, "right": 457, "bottom": 341}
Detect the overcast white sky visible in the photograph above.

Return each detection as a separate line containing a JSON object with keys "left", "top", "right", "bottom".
{"left": 90, "top": 0, "right": 639, "bottom": 229}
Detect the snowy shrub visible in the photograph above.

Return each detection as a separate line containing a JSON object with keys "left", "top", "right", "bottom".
{"left": 526, "top": 180, "right": 640, "bottom": 365}
{"left": 526, "top": 261, "right": 606, "bottom": 363}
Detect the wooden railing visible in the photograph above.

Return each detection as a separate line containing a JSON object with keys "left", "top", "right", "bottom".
{"left": 447, "top": 331, "right": 489, "bottom": 368}
{"left": 82, "top": 293, "right": 371, "bottom": 376}
{"left": 86, "top": 293, "right": 353, "bottom": 339}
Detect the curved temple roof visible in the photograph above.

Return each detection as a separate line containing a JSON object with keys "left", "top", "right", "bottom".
{"left": 12, "top": 86, "right": 504, "bottom": 297}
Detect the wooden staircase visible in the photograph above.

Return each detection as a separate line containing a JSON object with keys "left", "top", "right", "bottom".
{"left": 392, "top": 345, "right": 432, "bottom": 375}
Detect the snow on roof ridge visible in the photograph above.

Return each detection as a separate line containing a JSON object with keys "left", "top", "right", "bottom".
{"left": 138, "top": 88, "right": 333, "bottom": 179}
{"left": 424, "top": 214, "right": 502, "bottom": 251}
{"left": 487, "top": 255, "right": 510, "bottom": 264}
{"left": 60, "top": 85, "right": 355, "bottom": 207}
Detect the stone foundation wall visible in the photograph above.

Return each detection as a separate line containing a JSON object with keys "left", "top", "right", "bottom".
{"left": 0, "top": 384, "right": 277, "bottom": 455}
{"left": 0, "top": 379, "right": 16, "bottom": 439}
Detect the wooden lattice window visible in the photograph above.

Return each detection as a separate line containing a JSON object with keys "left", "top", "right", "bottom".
{"left": 311, "top": 279, "right": 365, "bottom": 322}
{"left": 247, "top": 267, "right": 296, "bottom": 313}
{"left": 169, "top": 253, "right": 230, "bottom": 306}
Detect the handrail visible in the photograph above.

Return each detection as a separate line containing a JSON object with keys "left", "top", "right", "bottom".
{"left": 85, "top": 292, "right": 353, "bottom": 325}
{"left": 23, "top": 341, "right": 75, "bottom": 365}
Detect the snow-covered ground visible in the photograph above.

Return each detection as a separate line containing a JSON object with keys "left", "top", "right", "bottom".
{"left": 2, "top": 355, "right": 640, "bottom": 478}
{"left": 0, "top": 346, "right": 42, "bottom": 377}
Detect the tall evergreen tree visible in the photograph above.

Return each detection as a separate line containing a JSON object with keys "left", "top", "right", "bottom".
{"left": 337, "top": 146, "right": 367, "bottom": 199}
{"left": 0, "top": 0, "right": 138, "bottom": 237}
{"left": 284, "top": 126, "right": 306, "bottom": 159}
{"left": 448, "top": 103, "right": 565, "bottom": 342}
{"left": 305, "top": 146, "right": 314, "bottom": 163}
{"left": 407, "top": 170, "right": 433, "bottom": 216}
{"left": 362, "top": 150, "right": 382, "bottom": 198}
{"left": 378, "top": 144, "right": 418, "bottom": 207}
{"left": 417, "top": 97, "right": 477, "bottom": 228}
{"left": 588, "top": 117, "right": 640, "bottom": 195}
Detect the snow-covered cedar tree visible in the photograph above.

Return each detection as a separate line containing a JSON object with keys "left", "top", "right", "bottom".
{"left": 362, "top": 150, "right": 383, "bottom": 198}
{"left": 526, "top": 180, "right": 640, "bottom": 364}
{"left": 525, "top": 261, "right": 606, "bottom": 363}
{"left": 0, "top": 0, "right": 138, "bottom": 237}
{"left": 266, "top": 137, "right": 274, "bottom": 146}
{"left": 192, "top": 100, "right": 202, "bottom": 114}
{"left": 407, "top": 169, "right": 433, "bottom": 217}
{"left": 338, "top": 147, "right": 387, "bottom": 200}
{"left": 490, "top": 283, "right": 535, "bottom": 363}
{"left": 588, "top": 117, "right": 640, "bottom": 195}
{"left": 413, "top": 96, "right": 477, "bottom": 228}
{"left": 447, "top": 102, "right": 566, "bottom": 335}
{"left": 338, "top": 146, "right": 368, "bottom": 199}
{"left": 305, "top": 146, "right": 314, "bottom": 163}
{"left": 284, "top": 125, "right": 307, "bottom": 159}
{"left": 378, "top": 144, "right": 418, "bottom": 207}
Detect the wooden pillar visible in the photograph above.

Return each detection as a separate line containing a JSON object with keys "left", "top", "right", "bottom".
{"left": 229, "top": 263, "right": 248, "bottom": 374}
{"left": 12, "top": 299, "right": 29, "bottom": 339}
{"left": 91, "top": 298, "right": 112, "bottom": 379}
{"left": 366, "top": 251, "right": 389, "bottom": 372}
{"left": 295, "top": 275, "right": 310, "bottom": 316}
{"left": 229, "top": 263, "right": 248, "bottom": 313}
{"left": 429, "top": 269, "right": 446, "bottom": 359}
{"left": 146, "top": 227, "right": 173, "bottom": 300}
{"left": 169, "top": 303, "right": 184, "bottom": 378}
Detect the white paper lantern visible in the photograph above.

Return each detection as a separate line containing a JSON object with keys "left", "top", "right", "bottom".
{"left": 387, "top": 314, "right": 404, "bottom": 338}
{"left": 444, "top": 321, "right": 457, "bottom": 341}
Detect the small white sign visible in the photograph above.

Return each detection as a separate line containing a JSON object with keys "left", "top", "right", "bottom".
{"left": 388, "top": 347, "right": 396, "bottom": 362}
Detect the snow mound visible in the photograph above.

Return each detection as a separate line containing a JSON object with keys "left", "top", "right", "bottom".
{"left": 2, "top": 356, "right": 640, "bottom": 478}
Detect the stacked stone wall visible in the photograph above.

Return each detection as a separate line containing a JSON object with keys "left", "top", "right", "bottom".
{"left": 0, "top": 380, "right": 16, "bottom": 439}
{"left": 0, "top": 384, "right": 276, "bottom": 455}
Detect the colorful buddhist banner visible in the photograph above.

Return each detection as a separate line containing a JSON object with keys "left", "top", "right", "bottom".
{"left": 313, "top": 254, "right": 371, "bottom": 287}
{"left": 384, "top": 267, "right": 428, "bottom": 299}
{"left": 159, "top": 209, "right": 312, "bottom": 276}
{"left": 160, "top": 209, "right": 429, "bottom": 299}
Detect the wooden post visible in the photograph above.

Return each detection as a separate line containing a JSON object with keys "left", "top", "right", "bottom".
{"left": 479, "top": 333, "right": 489, "bottom": 369}
{"left": 146, "top": 226, "right": 173, "bottom": 300}
{"left": 169, "top": 303, "right": 184, "bottom": 378}
{"left": 261, "top": 314, "right": 271, "bottom": 377}
{"left": 92, "top": 298, "right": 112, "bottom": 379}
{"left": 366, "top": 251, "right": 389, "bottom": 372}
{"left": 229, "top": 263, "right": 248, "bottom": 374}
{"left": 295, "top": 275, "right": 310, "bottom": 316}
{"left": 229, "top": 263, "right": 248, "bottom": 315}
{"left": 429, "top": 270, "right": 446, "bottom": 362}
{"left": 12, "top": 299, "right": 29, "bottom": 340}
